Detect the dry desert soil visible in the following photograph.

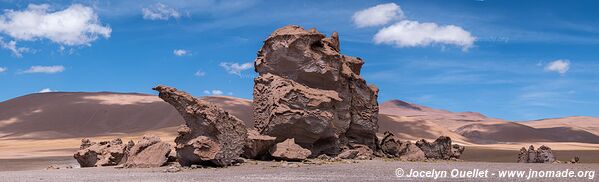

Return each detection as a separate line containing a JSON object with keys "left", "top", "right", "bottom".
{"left": 0, "top": 159, "right": 598, "bottom": 182}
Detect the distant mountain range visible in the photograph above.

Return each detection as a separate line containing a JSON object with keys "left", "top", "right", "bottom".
{"left": 1, "top": 92, "right": 598, "bottom": 146}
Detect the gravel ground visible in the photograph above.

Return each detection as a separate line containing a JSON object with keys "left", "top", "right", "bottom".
{"left": 0, "top": 160, "right": 597, "bottom": 182}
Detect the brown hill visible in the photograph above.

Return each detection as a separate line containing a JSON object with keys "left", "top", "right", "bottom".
{"left": 380, "top": 99, "right": 599, "bottom": 144}
{"left": 522, "top": 116, "right": 599, "bottom": 136}
{"left": 380, "top": 99, "right": 504, "bottom": 130}
{"left": 0, "top": 92, "right": 251, "bottom": 140}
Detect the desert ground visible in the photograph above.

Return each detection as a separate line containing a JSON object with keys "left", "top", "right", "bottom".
{"left": 1, "top": 92, "right": 598, "bottom": 181}
{"left": 1, "top": 159, "right": 598, "bottom": 182}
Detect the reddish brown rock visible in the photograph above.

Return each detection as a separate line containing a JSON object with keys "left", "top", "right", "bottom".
{"left": 517, "top": 147, "right": 529, "bottom": 163}
{"left": 379, "top": 132, "right": 425, "bottom": 161}
{"left": 123, "top": 135, "right": 172, "bottom": 168}
{"left": 517, "top": 145, "right": 556, "bottom": 163}
{"left": 415, "top": 136, "right": 464, "bottom": 160}
{"left": 399, "top": 143, "right": 426, "bottom": 161}
{"left": 242, "top": 129, "right": 277, "bottom": 159}
{"left": 153, "top": 85, "right": 248, "bottom": 167}
{"left": 269, "top": 138, "right": 311, "bottom": 161}
{"left": 254, "top": 73, "right": 342, "bottom": 155}
{"left": 73, "top": 138, "right": 133, "bottom": 167}
{"left": 253, "top": 25, "right": 379, "bottom": 156}
{"left": 337, "top": 144, "right": 374, "bottom": 160}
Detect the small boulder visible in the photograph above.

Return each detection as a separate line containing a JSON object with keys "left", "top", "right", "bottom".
{"left": 379, "top": 132, "right": 425, "bottom": 161}
{"left": 242, "top": 129, "right": 277, "bottom": 159}
{"left": 123, "top": 135, "right": 172, "bottom": 168}
{"left": 73, "top": 138, "right": 133, "bottom": 167}
{"left": 536, "top": 145, "right": 556, "bottom": 163}
{"left": 269, "top": 138, "right": 311, "bottom": 161}
{"left": 568, "top": 157, "right": 580, "bottom": 164}
{"left": 415, "top": 136, "right": 464, "bottom": 160}
{"left": 399, "top": 143, "right": 426, "bottom": 161}
{"left": 337, "top": 144, "right": 373, "bottom": 160}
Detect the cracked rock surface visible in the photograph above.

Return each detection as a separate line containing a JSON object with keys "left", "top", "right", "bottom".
{"left": 253, "top": 25, "right": 379, "bottom": 156}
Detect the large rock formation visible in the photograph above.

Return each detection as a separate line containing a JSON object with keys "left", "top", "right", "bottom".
{"left": 74, "top": 138, "right": 133, "bottom": 167}
{"left": 517, "top": 145, "right": 556, "bottom": 163}
{"left": 415, "top": 136, "right": 464, "bottom": 160}
{"left": 153, "top": 85, "right": 248, "bottom": 167}
{"left": 253, "top": 25, "right": 379, "bottom": 156}
{"left": 123, "top": 135, "right": 172, "bottom": 168}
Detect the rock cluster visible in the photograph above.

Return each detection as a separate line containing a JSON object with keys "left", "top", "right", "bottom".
{"left": 415, "top": 136, "right": 465, "bottom": 160}
{"left": 379, "top": 132, "right": 426, "bottom": 161}
{"left": 74, "top": 138, "right": 132, "bottom": 167}
{"left": 253, "top": 25, "right": 379, "bottom": 156}
{"left": 70, "top": 25, "right": 479, "bottom": 170}
{"left": 153, "top": 85, "right": 248, "bottom": 167}
{"left": 74, "top": 136, "right": 172, "bottom": 168}
{"left": 517, "top": 145, "right": 556, "bottom": 163}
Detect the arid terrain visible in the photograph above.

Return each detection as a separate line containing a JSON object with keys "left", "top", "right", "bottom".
{"left": 1, "top": 92, "right": 598, "bottom": 172}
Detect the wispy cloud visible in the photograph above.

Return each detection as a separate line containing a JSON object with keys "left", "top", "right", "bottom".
{"left": 219, "top": 62, "right": 253, "bottom": 76}
{"left": 0, "top": 38, "right": 28, "bottom": 57}
{"left": 544, "top": 59, "right": 570, "bottom": 75}
{"left": 142, "top": 3, "right": 181, "bottom": 20}
{"left": 22, "top": 65, "right": 65, "bottom": 74}
{"left": 203, "top": 90, "right": 223, "bottom": 95}
{"left": 352, "top": 3, "right": 404, "bottom": 28}
{"left": 194, "top": 70, "right": 206, "bottom": 77}
{"left": 0, "top": 67, "right": 6, "bottom": 73}
{"left": 173, "top": 49, "right": 189, "bottom": 56}
{"left": 0, "top": 4, "right": 111, "bottom": 46}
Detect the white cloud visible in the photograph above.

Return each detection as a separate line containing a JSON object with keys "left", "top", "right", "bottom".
{"left": 352, "top": 3, "right": 404, "bottom": 28}
{"left": 203, "top": 90, "right": 223, "bottom": 95}
{"left": 0, "top": 67, "right": 6, "bottom": 73}
{"left": 544, "top": 59, "right": 570, "bottom": 75}
{"left": 195, "top": 70, "right": 206, "bottom": 77}
{"left": 0, "top": 4, "right": 111, "bottom": 46}
{"left": 142, "top": 3, "right": 181, "bottom": 20}
{"left": 173, "top": 49, "right": 189, "bottom": 56}
{"left": 0, "top": 38, "right": 28, "bottom": 57}
{"left": 374, "top": 20, "right": 475, "bottom": 51}
{"left": 23, "top": 65, "right": 64, "bottom": 74}
{"left": 219, "top": 62, "right": 253, "bottom": 76}
{"left": 38, "top": 88, "right": 53, "bottom": 93}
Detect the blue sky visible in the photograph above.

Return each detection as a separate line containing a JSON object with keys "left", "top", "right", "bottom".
{"left": 0, "top": 0, "right": 598, "bottom": 121}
